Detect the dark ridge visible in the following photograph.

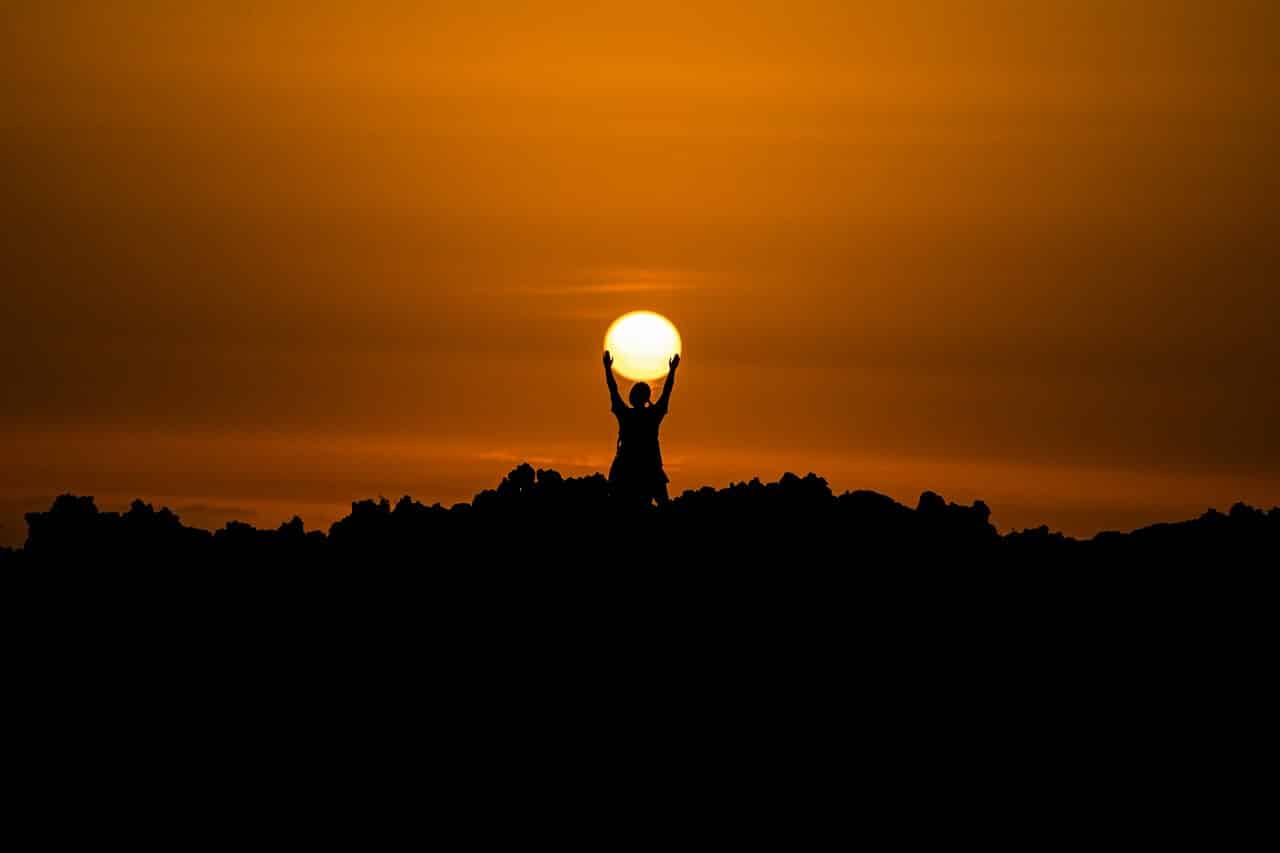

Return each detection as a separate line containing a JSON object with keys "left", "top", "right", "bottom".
{"left": 2, "top": 463, "right": 1276, "bottom": 566}
{"left": 5, "top": 462, "right": 1271, "bottom": 760}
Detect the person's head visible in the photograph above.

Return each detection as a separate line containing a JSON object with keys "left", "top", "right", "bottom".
{"left": 629, "top": 382, "right": 652, "bottom": 408}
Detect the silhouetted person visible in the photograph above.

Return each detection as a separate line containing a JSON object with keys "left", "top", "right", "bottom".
{"left": 605, "top": 350, "right": 679, "bottom": 507}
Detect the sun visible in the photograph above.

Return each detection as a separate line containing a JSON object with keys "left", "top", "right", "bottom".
{"left": 604, "top": 311, "right": 683, "bottom": 382}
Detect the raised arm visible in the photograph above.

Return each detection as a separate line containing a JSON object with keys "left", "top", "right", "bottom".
{"left": 604, "top": 350, "right": 625, "bottom": 413}
{"left": 655, "top": 352, "right": 679, "bottom": 415}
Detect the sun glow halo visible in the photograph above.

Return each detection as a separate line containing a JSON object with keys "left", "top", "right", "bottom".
{"left": 603, "top": 311, "right": 682, "bottom": 382}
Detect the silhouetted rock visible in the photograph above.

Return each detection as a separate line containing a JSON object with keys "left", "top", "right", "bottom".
{"left": 8, "top": 465, "right": 1277, "bottom": 566}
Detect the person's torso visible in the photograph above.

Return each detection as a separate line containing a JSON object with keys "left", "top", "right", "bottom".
{"left": 616, "top": 407, "right": 663, "bottom": 460}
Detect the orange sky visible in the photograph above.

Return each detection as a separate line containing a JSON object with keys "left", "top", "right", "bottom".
{"left": 3, "top": 3, "right": 1278, "bottom": 544}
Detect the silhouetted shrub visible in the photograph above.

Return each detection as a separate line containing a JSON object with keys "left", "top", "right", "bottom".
{"left": 10, "top": 465, "right": 1277, "bottom": 567}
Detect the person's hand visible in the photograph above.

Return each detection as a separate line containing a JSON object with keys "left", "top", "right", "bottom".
{"left": 669, "top": 353, "right": 680, "bottom": 370}
{"left": 603, "top": 350, "right": 613, "bottom": 368}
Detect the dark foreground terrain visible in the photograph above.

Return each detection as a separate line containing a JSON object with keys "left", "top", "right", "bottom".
{"left": 3, "top": 463, "right": 1275, "bottom": 565}
{"left": 4, "top": 462, "right": 1270, "bottom": 793}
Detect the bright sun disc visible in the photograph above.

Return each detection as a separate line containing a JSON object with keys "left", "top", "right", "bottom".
{"left": 604, "top": 311, "right": 682, "bottom": 382}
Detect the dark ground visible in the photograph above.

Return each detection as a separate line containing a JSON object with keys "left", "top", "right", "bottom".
{"left": 3, "top": 463, "right": 1275, "bottom": 566}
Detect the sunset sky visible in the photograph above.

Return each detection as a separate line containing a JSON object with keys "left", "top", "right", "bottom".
{"left": 3, "top": 2, "right": 1278, "bottom": 544}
